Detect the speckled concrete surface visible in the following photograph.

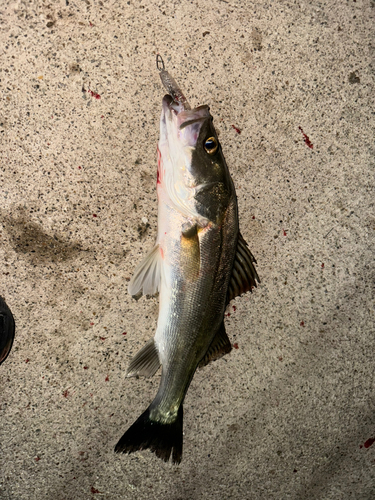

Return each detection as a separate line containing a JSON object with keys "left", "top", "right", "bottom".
{"left": 0, "top": 1, "right": 374, "bottom": 499}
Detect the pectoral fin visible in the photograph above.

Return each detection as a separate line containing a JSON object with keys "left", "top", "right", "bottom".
{"left": 128, "top": 244, "right": 162, "bottom": 296}
{"left": 126, "top": 338, "right": 161, "bottom": 378}
{"left": 198, "top": 322, "right": 232, "bottom": 368}
{"left": 227, "top": 233, "right": 260, "bottom": 303}
{"left": 180, "top": 224, "right": 200, "bottom": 280}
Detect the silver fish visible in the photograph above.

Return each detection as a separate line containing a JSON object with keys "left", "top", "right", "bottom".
{"left": 0, "top": 296, "right": 15, "bottom": 366}
{"left": 115, "top": 56, "right": 259, "bottom": 463}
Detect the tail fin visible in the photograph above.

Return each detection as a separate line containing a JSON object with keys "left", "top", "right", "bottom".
{"left": 115, "top": 405, "right": 183, "bottom": 464}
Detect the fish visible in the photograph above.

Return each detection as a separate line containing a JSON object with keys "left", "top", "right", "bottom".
{"left": 115, "top": 55, "right": 259, "bottom": 464}
{"left": 0, "top": 296, "right": 15, "bottom": 366}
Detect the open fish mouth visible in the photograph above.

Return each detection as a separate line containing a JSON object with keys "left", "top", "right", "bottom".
{"left": 162, "top": 94, "right": 210, "bottom": 124}
{"left": 157, "top": 55, "right": 213, "bottom": 145}
{"left": 162, "top": 93, "right": 184, "bottom": 114}
{"left": 161, "top": 94, "right": 211, "bottom": 150}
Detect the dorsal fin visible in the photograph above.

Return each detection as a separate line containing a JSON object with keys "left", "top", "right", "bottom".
{"left": 227, "top": 233, "right": 260, "bottom": 303}
{"left": 198, "top": 322, "right": 232, "bottom": 368}
{"left": 128, "top": 244, "right": 162, "bottom": 296}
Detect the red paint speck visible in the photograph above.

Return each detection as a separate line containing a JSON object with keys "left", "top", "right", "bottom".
{"left": 62, "top": 389, "right": 69, "bottom": 398}
{"left": 321, "top": 263, "right": 324, "bottom": 268}
{"left": 364, "top": 438, "right": 375, "bottom": 449}
{"left": 252, "top": 215, "right": 255, "bottom": 219}
{"left": 91, "top": 486, "right": 101, "bottom": 494}
{"left": 35, "top": 456, "right": 41, "bottom": 462}
{"left": 78, "top": 166, "right": 82, "bottom": 170}
{"left": 101, "top": 115, "right": 104, "bottom": 118}
{"left": 278, "top": 356, "right": 283, "bottom": 361}
{"left": 89, "top": 21, "right": 94, "bottom": 27}
{"left": 93, "top": 214, "right": 97, "bottom": 218}
{"left": 232, "top": 305, "right": 237, "bottom": 312}
{"left": 105, "top": 375, "right": 109, "bottom": 382}
{"left": 283, "top": 229, "right": 287, "bottom": 236}
{"left": 122, "top": 332, "right": 127, "bottom": 335}
{"left": 232, "top": 124, "right": 241, "bottom": 134}
{"left": 300, "top": 321, "right": 305, "bottom": 327}
{"left": 83, "top": 366, "right": 88, "bottom": 370}
{"left": 100, "top": 337, "right": 106, "bottom": 341}
{"left": 298, "top": 126, "right": 313, "bottom": 149}
{"left": 90, "top": 322, "right": 94, "bottom": 326}
{"left": 25, "top": 358, "right": 30, "bottom": 363}
{"left": 225, "top": 312, "right": 231, "bottom": 317}
{"left": 88, "top": 89, "right": 101, "bottom": 100}
{"left": 233, "top": 343, "right": 239, "bottom": 349}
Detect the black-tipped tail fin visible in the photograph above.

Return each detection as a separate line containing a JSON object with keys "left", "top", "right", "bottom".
{"left": 115, "top": 405, "right": 183, "bottom": 464}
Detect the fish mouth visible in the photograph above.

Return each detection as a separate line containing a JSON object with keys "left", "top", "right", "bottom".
{"left": 162, "top": 94, "right": 183, "bottom": 114}
{"left": 162, "top": 95, "right": 210, "bottom": 132}
{"left": 162, "top": 94, "right": 174, "bottom": 107}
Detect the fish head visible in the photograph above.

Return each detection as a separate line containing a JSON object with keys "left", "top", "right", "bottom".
{"left": 158, "top": 95, "right": 234, "bottom": 223}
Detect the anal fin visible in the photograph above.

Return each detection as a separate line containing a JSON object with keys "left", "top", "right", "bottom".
{"left": 126, "top": 339, "right": 161, "bottom": 378}
{"left": 198, "top": 322, "right": 232, "bottom": 368}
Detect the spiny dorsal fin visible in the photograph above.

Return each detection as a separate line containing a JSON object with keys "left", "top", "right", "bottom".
{"left": 126, "top": 338, "right": 161, "bottom": 378}
{"left": 227, "top": 233, "right": 260, "bottom": 303}
{"left": 198, "top": 322, "right": 232, "bottom": 368}
{"left": 128, "top": 244, "right": 162, "bottom": 296}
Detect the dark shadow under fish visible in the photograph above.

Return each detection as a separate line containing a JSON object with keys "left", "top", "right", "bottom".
{"left": 0, "top": 296, "right": 15, "bottom": 366}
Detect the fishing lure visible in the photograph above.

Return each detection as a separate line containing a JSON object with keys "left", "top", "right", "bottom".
{"left": 156, "top": 54, "right": 191, "bottom": 110}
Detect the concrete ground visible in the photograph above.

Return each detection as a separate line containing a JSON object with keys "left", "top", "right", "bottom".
{"left": 0, "top": 0, "right": 374, "bottom": 498}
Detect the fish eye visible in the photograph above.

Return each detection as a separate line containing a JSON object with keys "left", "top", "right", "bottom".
{"left": 204, "top": 136, "right": 218, "bottom": 155}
